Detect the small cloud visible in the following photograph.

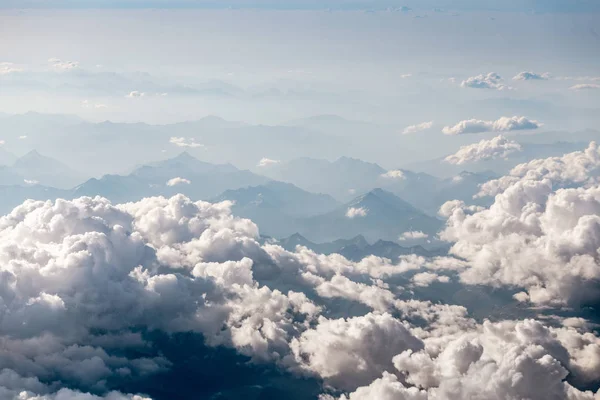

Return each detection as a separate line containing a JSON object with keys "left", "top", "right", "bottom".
{"left": 346, "top": 207, "right": 368, "bottom": 219}
{"left": 0, "top": 62, "right": 23, "bottom": 75}
{"left": 461, "top": 72, "right": 511, "bottom": 90}
{"left": 348, "top": 188, "right": 356, "bottom": 195}
{"left": 444, "top": 135, "right": 523, "bottom": 165}
{"left": 24, "top": 179, "right": 39, "bottom": 185}
{"left": 126, "top": 91, "right": 146, "bottom": 98}
{"left": 48, "top": 57, "right": 79, "bottom": 70}
{"left": 402, "top": 121, "right": 433, "bottom": 135}
{"left": 19, "top": 135, "right": 27, "bottom": 140}
{"left": 380, "top": 170, "right": 406, "bottom": 180}
{"left": 257, "top": 158, "right": 281, "bottom": 167}
{"left": 442, "top": 116, "right": 542, "bottom": 135}
{"left": 0, "top": 140, "right": 5, "bottom": 145}
{"left": 166, "top": 177, "right": 191, "bottom": 187}
{"left": 412, "top": 272, "right": 449, "bottom": 287}
{"left": 82, "top": 100, "right": 108, "bottom": 109}
{"left": 570, "top": 83, "right": 600, "bottom": 91}
{"left": 399, "top": 230, "right": 429, "bottom": 240}
{"left": 512, "top": 71, "right": 550, "bottom": 81}
{"left": 169, "top": 137, "right": 204, "bottom": 148}
{"left": 400, "top": 73, "right": 412, "bottom": 78}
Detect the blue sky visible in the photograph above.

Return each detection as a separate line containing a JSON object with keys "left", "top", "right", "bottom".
{"left": 2, "top": 0, "right": 600, "bottom": 12}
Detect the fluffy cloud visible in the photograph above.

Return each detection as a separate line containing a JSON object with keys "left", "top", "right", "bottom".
{"left": 570, "top": 83, "right": 600, "bottom": 90}
{"left": 48, "top": 58, "right": 79, "bottom": 71}
{"left": 331, "top": 319, "right": 600, "bottom": 400}
{"left": 346, "top": 207, "right": 368, "bottom": 218}
{"left": 444, "top": 135, "right": 522, "bottom": 164}
{"left": 165, "top": 177, "right": 191, "bottom": 186}
{"left": 1, "top": 192, "right": 599, "bottom": 398}
{"left": 399, "top": 231, "right": 428, "bottom": 240}
{"left": 442, "top": 116, "right": 542, "bottom": 135}
{"left": 169, "top": 137, "right": 204, "bottom": 148}
{"left": 126, "top": 91, "right": 146, "bottom": 98}
{"left": 513, "top": 71, "right": 550, "bottom": 81}
{"left": 0, "top": 62, "right": 23, "bottom": 75}
{"left": 440, "top": 142, "right": 600, "bottom": 306}
{"left": 380, "top": 170, "right": 406, "bottom": 180}
{"left": 402, "top": 121, "right": 433, "bottom": 135}
{"left": 257, "top": 157, "right": 281, "bottom": 167}
{"left": 461, "top": 72, "right": 510, "bottom": 90}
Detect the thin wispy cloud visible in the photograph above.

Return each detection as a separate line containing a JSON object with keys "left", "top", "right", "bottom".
{"left": 402, "top": 121, "right": 433, "bottom": 135}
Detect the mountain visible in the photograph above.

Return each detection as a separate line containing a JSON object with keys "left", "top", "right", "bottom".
{"left": 0, "top": 147, "right": 17, "bottom": 166}
{"left": 0, "top": 184, "right": 71, "bottom": 215}
{"left": 11, "top": 150, "right": 86, "bottom": 189}
{"left": 214, "top": 181, "right": 339, "bottom": 218}
{"left": 276, "top": 232, "right": 448, "bottom": 261}
{"left": 298, "top": 188, "right": 443, "bottom": 243}
{"left": 211, "top": 181, "right": 339, "bottom": 238}
{"left": 259, "top": 156, "right": 387, "bottom": 201}
{"left": 73, "top": 152, "right": 269, "bottom": 203}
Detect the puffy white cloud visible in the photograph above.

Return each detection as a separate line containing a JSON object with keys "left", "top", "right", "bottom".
{"left": 570, "top": 83, "right": 600, "bottom": 90}
{"left": 402, "top": 121, "right": 433, "bottom": 135}
{"left": 513, "top": 71, "right": 550, "bottom": 81}
{"left": 399, "top": 231, "right": 428, "bottom": 240}
{"left": 0, "top": 62, "right": 23, "bottom": 75}
{"left": 1, "top": 193, "right": 599, "bottom": 398}
{"left": 440, "top": 142, "right": 600, "bottom": 306}
{"left": 257, "top": 158, "right": 281, "bottom": 167}
{"left": 291, "top": 313, "right": 424, "bottom": 390}
{"left": 168, "top": 137, "right": 204, "bottom": 148}
{"left": 346, "top": 207, "right": 368, "bottom": 218}
{"left": 48, "top": 58, "right": 79, "bottom": 71}
{"left": 444, "top": 135, "right": 522, "bottom": 164}
{"left": 165, "top": 177, "right": 191, "bottom": 186}
{"left": 442, "top": 116, "right": 542, "bottom": 135}
{"left": 380, "top": 170, "right": 406, "bottom": 180}
{"left": 331, "top": 319, "right": 600, "bottom": 400}
{"left": 461, "top": 72, "right": 510, "bottom": 90}
{"left": 126, "top": 91, "right": 146, "bottom": 98}
{"left": 82, "top": 100, "right": 108, "bottom": 109}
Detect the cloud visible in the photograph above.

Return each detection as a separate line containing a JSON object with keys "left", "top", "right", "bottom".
{"left": 402, "top": 121, "right": 433, "bottom": 135}
{"left": 439, "top": 142, "right": 600, "bottom": 306}
{"left": 346, "top": 207, "right": 368, "bottom": 218}
{"left": 23, "top": 179, "right": 39, "bottom": 185}
{"left": 0, "top": 140, "right": 4, "bottom": 146}
{"left": 331, "top": 319, "right": 600, "bottom": 400}
{"left": 400, "top": 73, "right": 412, "bottom": 78}
{"left": 0, "top": 194, "right": 599, "bottom": 398}
{"left": 257, "top": 157, "right": 281, "bottom": 167}
{"left": 444, "top": 135, "right": 523, "bottom": 165}
{"left": 461, "top": 72, "right": 510, "bottom": 90}
{"left": 570, "top": 83, "right": 600, "bottom": 90}
{"left": 166, "top": 177, "right": 191, "bottom": 186}
{"left": 442, "top": 116, "right": 542, "bottom": 135}
{"left": 48, "top": 57, "right": 79, "bottom": 70}
{"left": 126, "top": 91, "right": 146, "bottom": 98}
{"left": 82, "top": 100, "right": 108, "bottom": 109}
{"left": 0, "top": 62, "right": 23, "bottom": 75}
{"left": 380, "top": 170, "right": 405, "bottom": 180}
{"left": 513, "top": 71, "right": 550, "bottom": 81}
{"left": 19, "top": 135, "right": 27, "bottom": 139}
{"left": 169, "top": 137, "right": 204, "bottom": 148}
{"left": 399, "top": 231, "right": 428, "bottom": 240}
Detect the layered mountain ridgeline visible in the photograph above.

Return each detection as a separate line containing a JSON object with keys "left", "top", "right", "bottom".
{"left": 272, "top": 232, "right": 449, "bottom": 261}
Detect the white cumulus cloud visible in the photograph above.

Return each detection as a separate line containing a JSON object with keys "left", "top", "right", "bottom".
{"left": 169, "top": 137, "right": 204, "bottom": 148}
{"left": 257, "top": 157, "right": 281, "bottom": 167}
{"left": 513, "top": 71, "right": 550, "bottom": 80}
{"left": 461, "top": 72, "right": 510, "bottom": 90}
{"left": 166, "top": 177, "right": 191, "bottom": 186}
{"left": 444, "top": 135, "right": 523, "bottom": 165}
{"left": 442, "top": 116, "right": 542, "bottom": 135}
{"left": 346, "top": 207, "right": 368, "bottom": 218}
